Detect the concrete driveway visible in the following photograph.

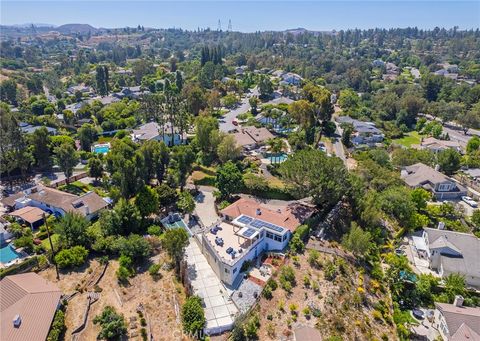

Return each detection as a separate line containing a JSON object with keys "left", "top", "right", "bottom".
{"left": 194, "top": 186, "right": 220, "bottom": 228}
{"left": 219, "top": 87, "right": 259, "bottom": 132}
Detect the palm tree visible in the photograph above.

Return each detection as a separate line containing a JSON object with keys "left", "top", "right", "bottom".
{"left": 267, "top": 138, "right": 286, "bottom": 164}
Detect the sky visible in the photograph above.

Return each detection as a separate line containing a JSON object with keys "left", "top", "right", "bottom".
{"left": 1, "top": 1, "right": 479, "bottom": 32}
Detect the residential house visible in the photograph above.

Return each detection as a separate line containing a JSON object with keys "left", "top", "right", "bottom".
{"left": 0, "top": 272, "right": 62, "bottom": 341}
{"left": 234, "top": 66, "right": 246, "bottom": 76}
{"left": 67, "top": 84, "right": 93, "bottom": 96}
{"left": 401, "top": 163, "right": 467, "bottom": 200}
{"left": 201, "top": 198, "right": 315, "bottom": 286}
{"left": 281, "top": 72, "right": 303, "bottom": 86}
{"left": 131, "top": 121, "right": 186, "bottom": 146}
{"left": 113, "top": 86, "right": 149, "bottom": 100}
{"left": 418, "top": 137, "right": 463, "bottom": 154}
{"left": 336, "top": 116, "right": 384, "bottom": 146}
{"left": 19, "top": 122, "right": 57, "bottom": 135}
{"left": 232, "top": 126, "right": 274, "bottom": 151}
{"left": 1, "top": 186, "right": 108, "bottom": 221}
{"left": 416, "top": 228, "right": 480, "bottom": 288}
{"left": 435, "top": 69, "right": 458, "bottom": 81}
{"left": 434, "top": 296, "right": 480, "bottom": 341}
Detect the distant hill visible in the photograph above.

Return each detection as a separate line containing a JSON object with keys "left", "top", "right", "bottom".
{"left": 55, "top": 23, "right": 98, "bottom": 34}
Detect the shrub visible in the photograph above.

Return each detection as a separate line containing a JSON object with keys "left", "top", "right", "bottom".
{"left": 266, "top": 278, "right": 278, "bottom": 291}
{"left": 182, "top": 296, "right": 205, "bottom": 336}
{"left": 289, "top": 303, "right": 298, "bottom": 314}
{"left": 324, "top": 261, "right": 337, "bottom": 281}
{"left": 147, "top": 225, "right": 162, "bottom": 236}
{"left": 47, "top": 309, "right": 65, "bottom": 341}
{"left": 93, "top": 306, "right": 127, "bottom": 340}
{"left": 54, "top": 246, "right": 89, "bottom": 269}
{"left": 279, "top": 266, "right": 296, "bottom": 292}
{"left": 149, "top": 263, "right": 161, "bottom": 276}
{"left": 263, "top": 286, "right": 273, "bottom": 299}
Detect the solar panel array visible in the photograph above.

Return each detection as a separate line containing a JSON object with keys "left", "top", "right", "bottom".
{"left": 249, "top": 218, "right": 284, "bottom": 233}
{"left": 237, "top": 215, "right": 254, "bottom": 225}
{"left": 242, "top": 228, "right": 257, "bottom": 238}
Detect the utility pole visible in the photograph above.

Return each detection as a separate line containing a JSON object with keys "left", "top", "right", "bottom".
{"left": 228, "top": 19, "right": 232, "bottom": 32}
{"left": 217, "top": 19, "right": 222, "bottom": 32}
{"left": 44, "top": 213, "right": 59, "bottom": 280}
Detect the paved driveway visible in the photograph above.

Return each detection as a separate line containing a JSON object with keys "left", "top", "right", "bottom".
{"left": 194, "top": 186, "right": 220, "bottom": 228}
{"left": 220, "top": 87, "right": 259, "bottom": 132}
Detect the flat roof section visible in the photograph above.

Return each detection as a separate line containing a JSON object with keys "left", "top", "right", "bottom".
{"left": 185, "top": 239, "right": 238, "bottom": 335}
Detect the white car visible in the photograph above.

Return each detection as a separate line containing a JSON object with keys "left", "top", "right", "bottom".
{"left": 462, "top": 196, "right": 478, "bottom": 208}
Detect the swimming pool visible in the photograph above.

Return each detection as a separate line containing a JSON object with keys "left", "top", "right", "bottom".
{"left": 266, "top": 153, "right": 288, "bottom": 163}
{"left": 92, "top": 143, "right": 111, "bottom": 154}
{"left": 0, "top": 244, "right": 21, "bottom": 264}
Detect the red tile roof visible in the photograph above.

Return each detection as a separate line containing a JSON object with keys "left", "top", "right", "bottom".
{"left": 220, "top": 197, "right": 314, "bottom": 232}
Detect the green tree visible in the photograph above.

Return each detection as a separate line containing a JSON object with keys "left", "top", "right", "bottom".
{"left": 466, "top": 136, "right": 480, "bottom": 154}
{"left": 341, "top": 222, "right": 372, "bottom": 256}
{"left": 438, "top": 148, "right": 461, "bottom": 175}
{"left": 217, "top": 134, "right": 242, "bottom": 163}
{"left": 54, "top": 246, "right": 89, "bottom": 268}
{"left": 444, "top": 273, "right": 466, "bottom": 302}
{"left": 135, "top": 185, "right": 159, "bottom": 218}
{"left": 182, "top": 296, "right": 206, "bottom": 337}
{"left": 279, "top": 149, "right": 350, "bottom": 209}
{"left": 258, "top": 75, "right": 273, "bottom": 99}
{"left": 457, "top": 104, "right": 480, "bottom": 134}
{"left": 410, "top": 188, "right": 431, "bottom": 211}
{"left": 195, "top": 115, "right": 218, "bottom": 156}
{"left": 177, "top": 191, "right": 195, "bottom": 214}
{"left": 78, "top": 123, "right": 97, "bottom": 151}
{"left": 115, "top": 234, "right": 152, "bottom": 263}
{"left": 216, "top": 161, "right": 243, "bottom": 199}
{"left": 341, "top": 123, "right": 354, "bottom": 148}
{"left": 101, "top": 199, "right": 142, "bottom": 235}
{"left": 161, "top": 228, "right": 189, "bottom": 271}
{"left": 0, "top": 79, "right": 18, "bottom": 105}
{"left": 54, "top": 142, "right": 79, "bottom": 183}
{"left": 55, "top": 212, "right": 90, "bottom": 248}
{"left": 30, "top": 126, "right": 52, "bottom": 170}
{"left": 170, "top": 145, "right": 195, "bottom": 190}
{"left": 96, "top": 65, "right": 109, "bottom": 96}
{"left": 93, "top": 306, "right": 127, "bottom": 340}
{"left": 88, "top": 157, "right": 103, "bottom": 180}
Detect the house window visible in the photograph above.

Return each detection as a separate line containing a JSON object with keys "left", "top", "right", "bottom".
{"left": 438, "top": 183, "right": 452, "bottom": 192}
{"left": 283, "top": 234, "right": 288, "bottom": 241}
{"left": 233, "top": 268, "right": 237, "bottom": 274}
{"left": 224, "top": 268, "right": 230, "bottom": 274}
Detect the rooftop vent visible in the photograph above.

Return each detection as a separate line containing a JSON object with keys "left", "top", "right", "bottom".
{"left": 256, "top": 208, "right": 261, "bottom": 216}
{"left": 39, "top": 190, "right": 46, "bottom": 196}
{"left": 13, "top": 314, "right": 21, "bottom": 328}
{"left": 454, "top": 295, "right": 464, "bottom": 307}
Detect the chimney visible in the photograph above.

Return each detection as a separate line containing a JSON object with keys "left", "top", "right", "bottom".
{"left": 13, "top": 314, "right": 21, "bottom": 328}
{"left": 454, "top": 295, "right": 464, "bottom": 307}
{"left": 256, "top": 208, "right": 261, "bottom": 216}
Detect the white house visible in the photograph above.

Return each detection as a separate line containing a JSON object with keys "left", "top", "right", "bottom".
{"left": 416, "top": 228, "right": 480, "bottom": 288}
{"left": 131, "top": 121, "right": 186, "bottom": 146}
{"left": 200, "top": 198, "right": 314, "bottom": 286}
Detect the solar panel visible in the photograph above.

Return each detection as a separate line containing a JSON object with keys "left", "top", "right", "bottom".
{"left": 242, "top": 228, "right": 257, "bottom": 238}
{"left": 237, "top": 215, "right": 254, "bottom": 224}
{"left": 249, "top": 219, "right": 284, "bottom": 233}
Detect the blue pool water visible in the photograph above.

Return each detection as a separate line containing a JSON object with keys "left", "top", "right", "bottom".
{"left": 0, "top": 244, "right": 21, "bottom": 264}
{"left": 267, "top": 153, "right": 288, "bottom": 163}
{"left": 93, "top": 145, "right": 110, "bottom": 154}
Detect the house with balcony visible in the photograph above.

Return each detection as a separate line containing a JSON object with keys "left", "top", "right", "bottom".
{"left": 401, "top": 163, "right": 467, "bottom": 200}
{"left": 336, "top": 116, "right": 384, "bottom": 147}
{"left": 200, "top": 198, "right": 314, "bottom": 286}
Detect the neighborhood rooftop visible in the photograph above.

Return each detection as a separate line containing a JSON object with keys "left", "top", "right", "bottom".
{"left": 0, "top": 273, "right": 62, "bottom": 341}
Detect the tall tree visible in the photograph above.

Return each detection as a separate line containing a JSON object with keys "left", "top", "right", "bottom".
{"left": 30, "top": 126, "right": 52, "bottom": 170}
{"left": 78, "top": 123, "right": 97, "bottom": 151}
{"left": 54, "top": 142, "right": 79, "bottom": 183}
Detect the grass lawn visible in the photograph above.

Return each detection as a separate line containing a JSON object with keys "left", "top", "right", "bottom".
{"left": 392, "top": 131, "right": 423, "bottom": 147}
{"left": 58, "top": 181, "right": 108, "bottom": 197}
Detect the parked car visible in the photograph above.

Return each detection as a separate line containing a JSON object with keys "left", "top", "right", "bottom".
{"left": 461, "top": 196, "right": 478, "bottom": 207}
{"left": 412, "top": 308, "right": 425, "bottom": 320}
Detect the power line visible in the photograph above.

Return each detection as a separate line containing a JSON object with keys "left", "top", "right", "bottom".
{"left": 228, "top": 19, "right": 232, "bottom": 32}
